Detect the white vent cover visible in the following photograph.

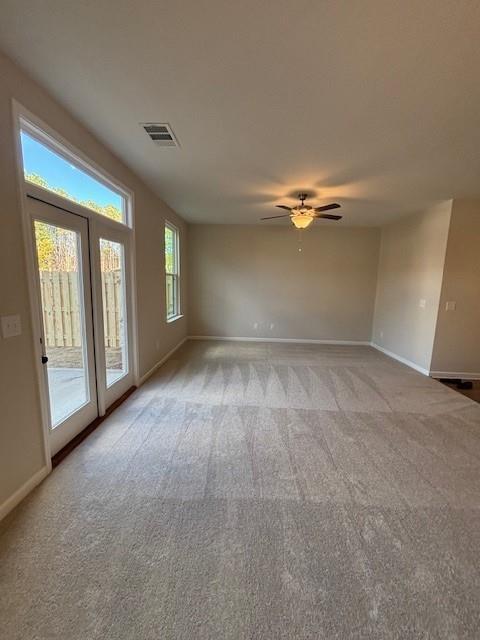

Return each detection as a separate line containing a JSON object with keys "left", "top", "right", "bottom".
{"left": 140, "top": 123, "right": 178, "bottom": 147}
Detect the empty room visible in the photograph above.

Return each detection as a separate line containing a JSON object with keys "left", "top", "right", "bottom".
{"left": 1, "top": 2, "right": 480, "bottom": 638}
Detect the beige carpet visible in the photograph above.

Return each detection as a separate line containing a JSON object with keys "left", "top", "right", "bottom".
{"left": 1, "top": 340, "right": 480, "bottom": 639}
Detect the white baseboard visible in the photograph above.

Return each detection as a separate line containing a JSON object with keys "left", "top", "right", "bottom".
{"left": 430, "top": 371, "right": 480, "bottom": 380}
{"left": 0, "top": 465, "right": 50, "bottom": 522}
{"left": 370, "top": 343, "right": 430, "bottom": 376}
{"left": 138, "top": 337, "right": 187, "bottom": 386}
{"left": 188, "top": 335, "right": 370, "bottom": 345}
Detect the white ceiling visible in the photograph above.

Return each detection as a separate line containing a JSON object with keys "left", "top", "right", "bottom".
{"left": 1, "top": 1, "right": 480, "bottom": 226}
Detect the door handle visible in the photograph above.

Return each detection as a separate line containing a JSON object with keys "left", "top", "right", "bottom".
{"left": 41, "top": 355, "right": 48, "bottom": 364}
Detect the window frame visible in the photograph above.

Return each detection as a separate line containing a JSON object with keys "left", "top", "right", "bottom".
{"left": 165, "top": 221, "right": 181, "bottom": 322}
{"left": 19, "top": 116, "right": 133, "bottom": 228}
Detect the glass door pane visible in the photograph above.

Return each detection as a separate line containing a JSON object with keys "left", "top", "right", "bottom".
{"left": 99, "top": 238, "right": 128, "bottom": 387}
{"left": 34, "top": 220, "right": 90, "bottom": 426}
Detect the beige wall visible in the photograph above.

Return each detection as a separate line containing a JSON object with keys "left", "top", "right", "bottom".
{"left": 430, "top": 199, "right": 480, "bottom": 376}
{"left": 188, "top": 224, "right": 380, "bottom": 341}
{"left": 372, "top": 202, "right": 452, "bottom": 371}
{"left": 0, "top": 51, "right": 186, "bottom": 509}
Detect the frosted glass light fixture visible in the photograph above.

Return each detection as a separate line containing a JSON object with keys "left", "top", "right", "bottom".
{"left": 291, "top": 213, "right": 314, "bottom": 229}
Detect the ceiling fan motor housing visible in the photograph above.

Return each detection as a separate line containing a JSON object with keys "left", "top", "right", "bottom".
{"left": 294, "top": 193, "right": 313, "bottom": 212}
{"left": 260, "top": 193, "right": 341, "bottom": 222}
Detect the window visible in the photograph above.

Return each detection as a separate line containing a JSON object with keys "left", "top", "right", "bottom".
{"left": 20, "top": 126, "right": 127, "bottom": 223}
{"left": 165, "top": 222, "right": 180, "bottom": 320}
{"left": 100, "top": 238, "right": 128, "bottom": 387}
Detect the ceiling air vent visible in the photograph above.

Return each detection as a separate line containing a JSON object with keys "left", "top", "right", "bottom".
{"left": 140, "top": 123, "right": 178, "bottom": 147}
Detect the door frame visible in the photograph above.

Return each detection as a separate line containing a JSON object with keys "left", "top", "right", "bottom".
{"left": 12, "top": 100, "right": 139, "bottom": 467}
{"left": 29, "top": 199, "right": 99, "bottom": 455}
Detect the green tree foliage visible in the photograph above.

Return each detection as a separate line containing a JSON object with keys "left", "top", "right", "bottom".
{"left": 26, "top": 173, "right": 122, "bottom": 221}
{"left": 80, "top": 200, "right": 122, "bottom": 222}
{"left": 165, "top": 226, "right": 175, "bottom": 273}
{"left": 27, "top": 173, "right": 49, "bottom": 189}
{"left": 34, "top": 221, "right": 78, "bottom": 271}
{"left": 34, "top": 221, "right": 55, "bottom": 270}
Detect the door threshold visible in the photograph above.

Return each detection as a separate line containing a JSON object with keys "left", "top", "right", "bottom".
{"left": 51, "top": 386, "right": 136, "bottom": 468}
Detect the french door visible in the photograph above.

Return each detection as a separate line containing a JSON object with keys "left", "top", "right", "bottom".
{"left": 91, "top": 222, "right": 134, "bottom": 408}
{"left": 29, "top": 197, "right": 133, "bottom": 455}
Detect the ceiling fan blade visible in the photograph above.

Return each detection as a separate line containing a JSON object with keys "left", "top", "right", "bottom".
{"left": 315, "top": 213, "right": 343, "bottom": 220}
{"left": 260, "top": 214, "right": 291, "bottom": 220}
{"left": 275, "top": 205, "right": 293, "bottom": 211}
{"left": 314, "top": 203, "right": 341, "bottom": 212}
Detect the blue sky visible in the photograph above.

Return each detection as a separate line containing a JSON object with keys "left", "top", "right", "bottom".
{"left": 21, "top": 131, "right": 123, "bottom": 210}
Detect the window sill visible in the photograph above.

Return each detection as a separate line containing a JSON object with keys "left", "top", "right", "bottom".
{"left": 166, "top": 314, "right": 184, "bottom": 324}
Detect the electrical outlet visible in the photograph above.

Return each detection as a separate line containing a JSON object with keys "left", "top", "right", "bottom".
{"left": 445, "top": 301, "right": 456, "bottom": 311}
{"left": 379, "top": 331, "right": 384, "bottom": 340}
{"left": 253, "top": 322, "right": 258, "bottom": 330}
{"left": 1, "top": 315, "right": 21, "bottom": 338}
{"left": 269, "top": 323, "right": 275, "bottom": 330}
{"left": 419, "top": 299, "right": 426, "bottom": 309}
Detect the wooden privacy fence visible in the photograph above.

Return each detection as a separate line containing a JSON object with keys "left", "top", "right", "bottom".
{"left": 39, "top": 270, "right": 122, "bottom": 348}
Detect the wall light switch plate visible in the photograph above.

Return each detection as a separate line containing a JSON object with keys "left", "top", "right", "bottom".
{"left": 419, "top": 299, "right": 426, "bottom": 309}
{"left": 445, "top": 301, "right": 456, "bottom": 311}
{"left": 1, "top": 314, "right": 22, "bottom": 338}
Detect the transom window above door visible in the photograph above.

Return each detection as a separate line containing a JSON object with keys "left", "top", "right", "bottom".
{"left": 20, "top": 122, "right": 128, "bottom": 224}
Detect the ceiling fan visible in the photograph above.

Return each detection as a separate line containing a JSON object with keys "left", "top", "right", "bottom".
{"left": 261, "top": 193, "right": 342, "bottom": 229}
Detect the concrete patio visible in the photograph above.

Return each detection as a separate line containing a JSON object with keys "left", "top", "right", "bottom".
{"left": 48, "top": 367, "right": 124, "bottom": 425}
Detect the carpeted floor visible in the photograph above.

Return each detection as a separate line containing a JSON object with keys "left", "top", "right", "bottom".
{"left": 1, "top": 340, "right": 480, "bottom": 639}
